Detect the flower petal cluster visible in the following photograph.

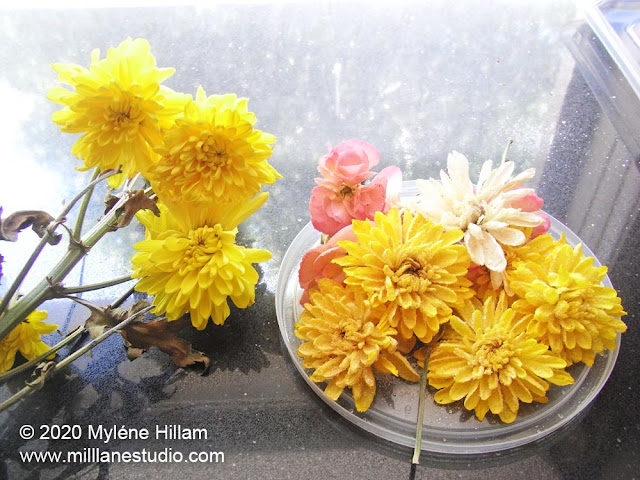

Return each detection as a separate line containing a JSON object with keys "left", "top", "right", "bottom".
{"left": 295, "top": 279, "right": 419, "bottom": 412}
{"left": 48, "top": 38, "right": 189, "bottom": 188}
{"left": 427, "top": 294, "right": 573, "bottom": 423}
{"left": 334, "top": 209, "right": 473, "bottom": 343}
{"left": 0, "top": 310, "right": 57, "bottom": 373}
{"left": 510, "top": 241, "right": 627, "bottom": 366}
{"left": 148, "top": 86, "right": 280, "bottom": 204}
{"left": 309, "top": 139, "right": 402, "bottom": 236}
{"left": 131, "top": 195, "right": 272, "bottom": 329}
{"left": 407, "top": 151, "right": 545, "bottom": 272}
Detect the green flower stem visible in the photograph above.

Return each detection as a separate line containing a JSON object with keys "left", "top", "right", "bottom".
{"left": 72, "top": 168, "right": 101, "bottom": 239}
{"left": 0, "top": 169, "right": 118, "bottom": 318}
{"left": 410, "top": 331, "right": 442, "bottom": 477}
{"left": 56, "top": 274, "right": 134, "bottom": 296}
{"left": 0, "top": 305, "right": 152, "bottom": 413}
{"left": 411, "top": 357, "right": 430, "bottom": 467}
{"left": 0, "top": 326, "right": 85, "bottom": 383}
{"left": 110, "top": 285, "right": 136, "bottom": 309}
{"left": 0, "top": 190, "right": 128, "bottom": 341}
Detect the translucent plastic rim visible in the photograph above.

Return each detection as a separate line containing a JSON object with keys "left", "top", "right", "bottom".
{"left": 275, "top": 181, "right": 621, "bottom": 454}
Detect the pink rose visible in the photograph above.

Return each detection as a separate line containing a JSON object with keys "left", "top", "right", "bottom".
{"left": 310, "top": 164, "right": 403, "bottom": 236}
{"left": 298, "top": 224, "right": 357, "bottom": 305}
{"left": 315, "top": 139, "right": 380, "bottom": 189}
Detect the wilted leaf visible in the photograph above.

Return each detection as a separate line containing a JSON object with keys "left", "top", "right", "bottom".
{"left": 105, "top": 190, "right": 159, "bottom": 229}
{"left": 0, "top": 207, "right": 61, "bottom": 245}
{"left": 119, "top": 317, "right": 210, "bottom": 372}
{"left": 83, "top": 298, "right": 148, "bottom": 339}
{"left": 103, "top": 189, "right": 119, "bottom": 214}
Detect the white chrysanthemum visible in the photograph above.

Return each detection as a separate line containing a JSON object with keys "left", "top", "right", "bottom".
{"left": 405, "top": 151, "right": 543, "bottom": 272}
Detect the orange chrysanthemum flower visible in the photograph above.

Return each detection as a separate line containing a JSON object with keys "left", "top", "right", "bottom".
{"left": 295, "top": 279, "right": 419, "bottom": 412}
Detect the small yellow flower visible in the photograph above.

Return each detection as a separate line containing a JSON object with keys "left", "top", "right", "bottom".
{"left": 0, "top": 310, "right": 57, "bottom": 373}
{"left": 147, "top": 86, "right": 280, "bottom": 204}
{"left": 131, "top": 194, "right": 272, "bottom": 329}
{"left": 334, "top": 209, "right": 473, "bottom": 343}
{"left": 427, "top": 294, "right": 573, "bottom": 423}
{"left": 48, "top": 38, "right": 189, "bottom": 187}
{"left": 295, "top": 279, "right": 419, "bottom": 412}
{"left": 511, "top": 241, "right": 627, "bottom": 366}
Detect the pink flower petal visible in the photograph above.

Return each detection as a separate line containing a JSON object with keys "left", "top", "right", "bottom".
{"left": 508, "top": 186, "right": 544, "bottom": 212}
{"left": 530, "top": 211, "right": 551, "bottom": 238}
{"left": 316, "top": 139, "right": 380, "bottom": 187}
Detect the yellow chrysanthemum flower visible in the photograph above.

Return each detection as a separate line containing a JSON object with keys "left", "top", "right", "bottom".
{"left": 295, "top": 279, "right": 419, "bottom": 412}
{"left": 0, "top": 310, "right": 57, "bottom": 373}
{"left": 427, "top": 294, "right": 573, "bottom": 423}
{"left": 510, "top": 241, "right": 627, "bottom": 366}
{"left": 147, "top": 86, "right": 280, "bottom": 204}
{"left": 131, "top": 194, "right": 272, "bottom": 329}
{"left": 333, "top": 209, "right": 473, "bottom": 343}
{"left": 470, "top": 233, "right": 559, "bottom": 298}
{"left": 48, "top": 38, "right": 189, "bottom": 187}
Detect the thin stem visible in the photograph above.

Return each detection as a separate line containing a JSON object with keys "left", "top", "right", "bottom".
{"left": 0, "top": 327, "right": 85, "bottom": 383}
{"left": 56, "top": 274, "right": 133, "bottom": 296}
{"left": 410, "top": 330, "right": 443, "bottom": 477}
{"left": 411, "top": 357, "right": 430, "bottom": 466}
{"left": 500, "top": 138, "right": 514, "bottom": 165}
{"left": 110, "top": 285, "right": 136, "bottom": 309}
{"left": 0, "top": 169, "right": 119, "bottom": 317}
{"left": 0, "top": 305, "right": 152, "bottom": 413}
{"left": 56, "top": 305, "right": 152, "bottom": 370}
{"left": 0, "top": 189, "right": 129, "bottom": 340}
{"left": 72, "top": 168, "right": 101, "bottom": 239}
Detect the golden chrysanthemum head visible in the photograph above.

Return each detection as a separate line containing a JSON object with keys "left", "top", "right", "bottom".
{"left": 295, "top": 279, "right": 419, "bottom": 412}
{"left": 47, "top": 38, "right": 189, "bottom": 188}
{"left": 131, "top": 194, "right": 272, "bottom": 330}
{"left": 0, "top": 310, "right": 57, "bottom": 373}
{"left": 427, "top": 294, "right": 573, "bottom": 423}
{"left": 470, "top": 233, "right": 559, "bottom": 298}
{"left": 510, "top": 241, "right": 627, "bottom": 366}
{"left": 147, "top": 86, "right": 281, "bottom": 204}
{"left": 333, "top": 208, "right": 473, "bottom": 343}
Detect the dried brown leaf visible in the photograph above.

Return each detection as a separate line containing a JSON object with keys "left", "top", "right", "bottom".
{"left": 105, "top": 190, "right": 159, "bottom": 229}
{"left": 0, "top": 207, "right": 61, "bottom": 245}
{"left": 119, "top": 317, "right": 210, "bottom": 372}
{"left": 83, "top": 298, "right": 149, "bottom": 339}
